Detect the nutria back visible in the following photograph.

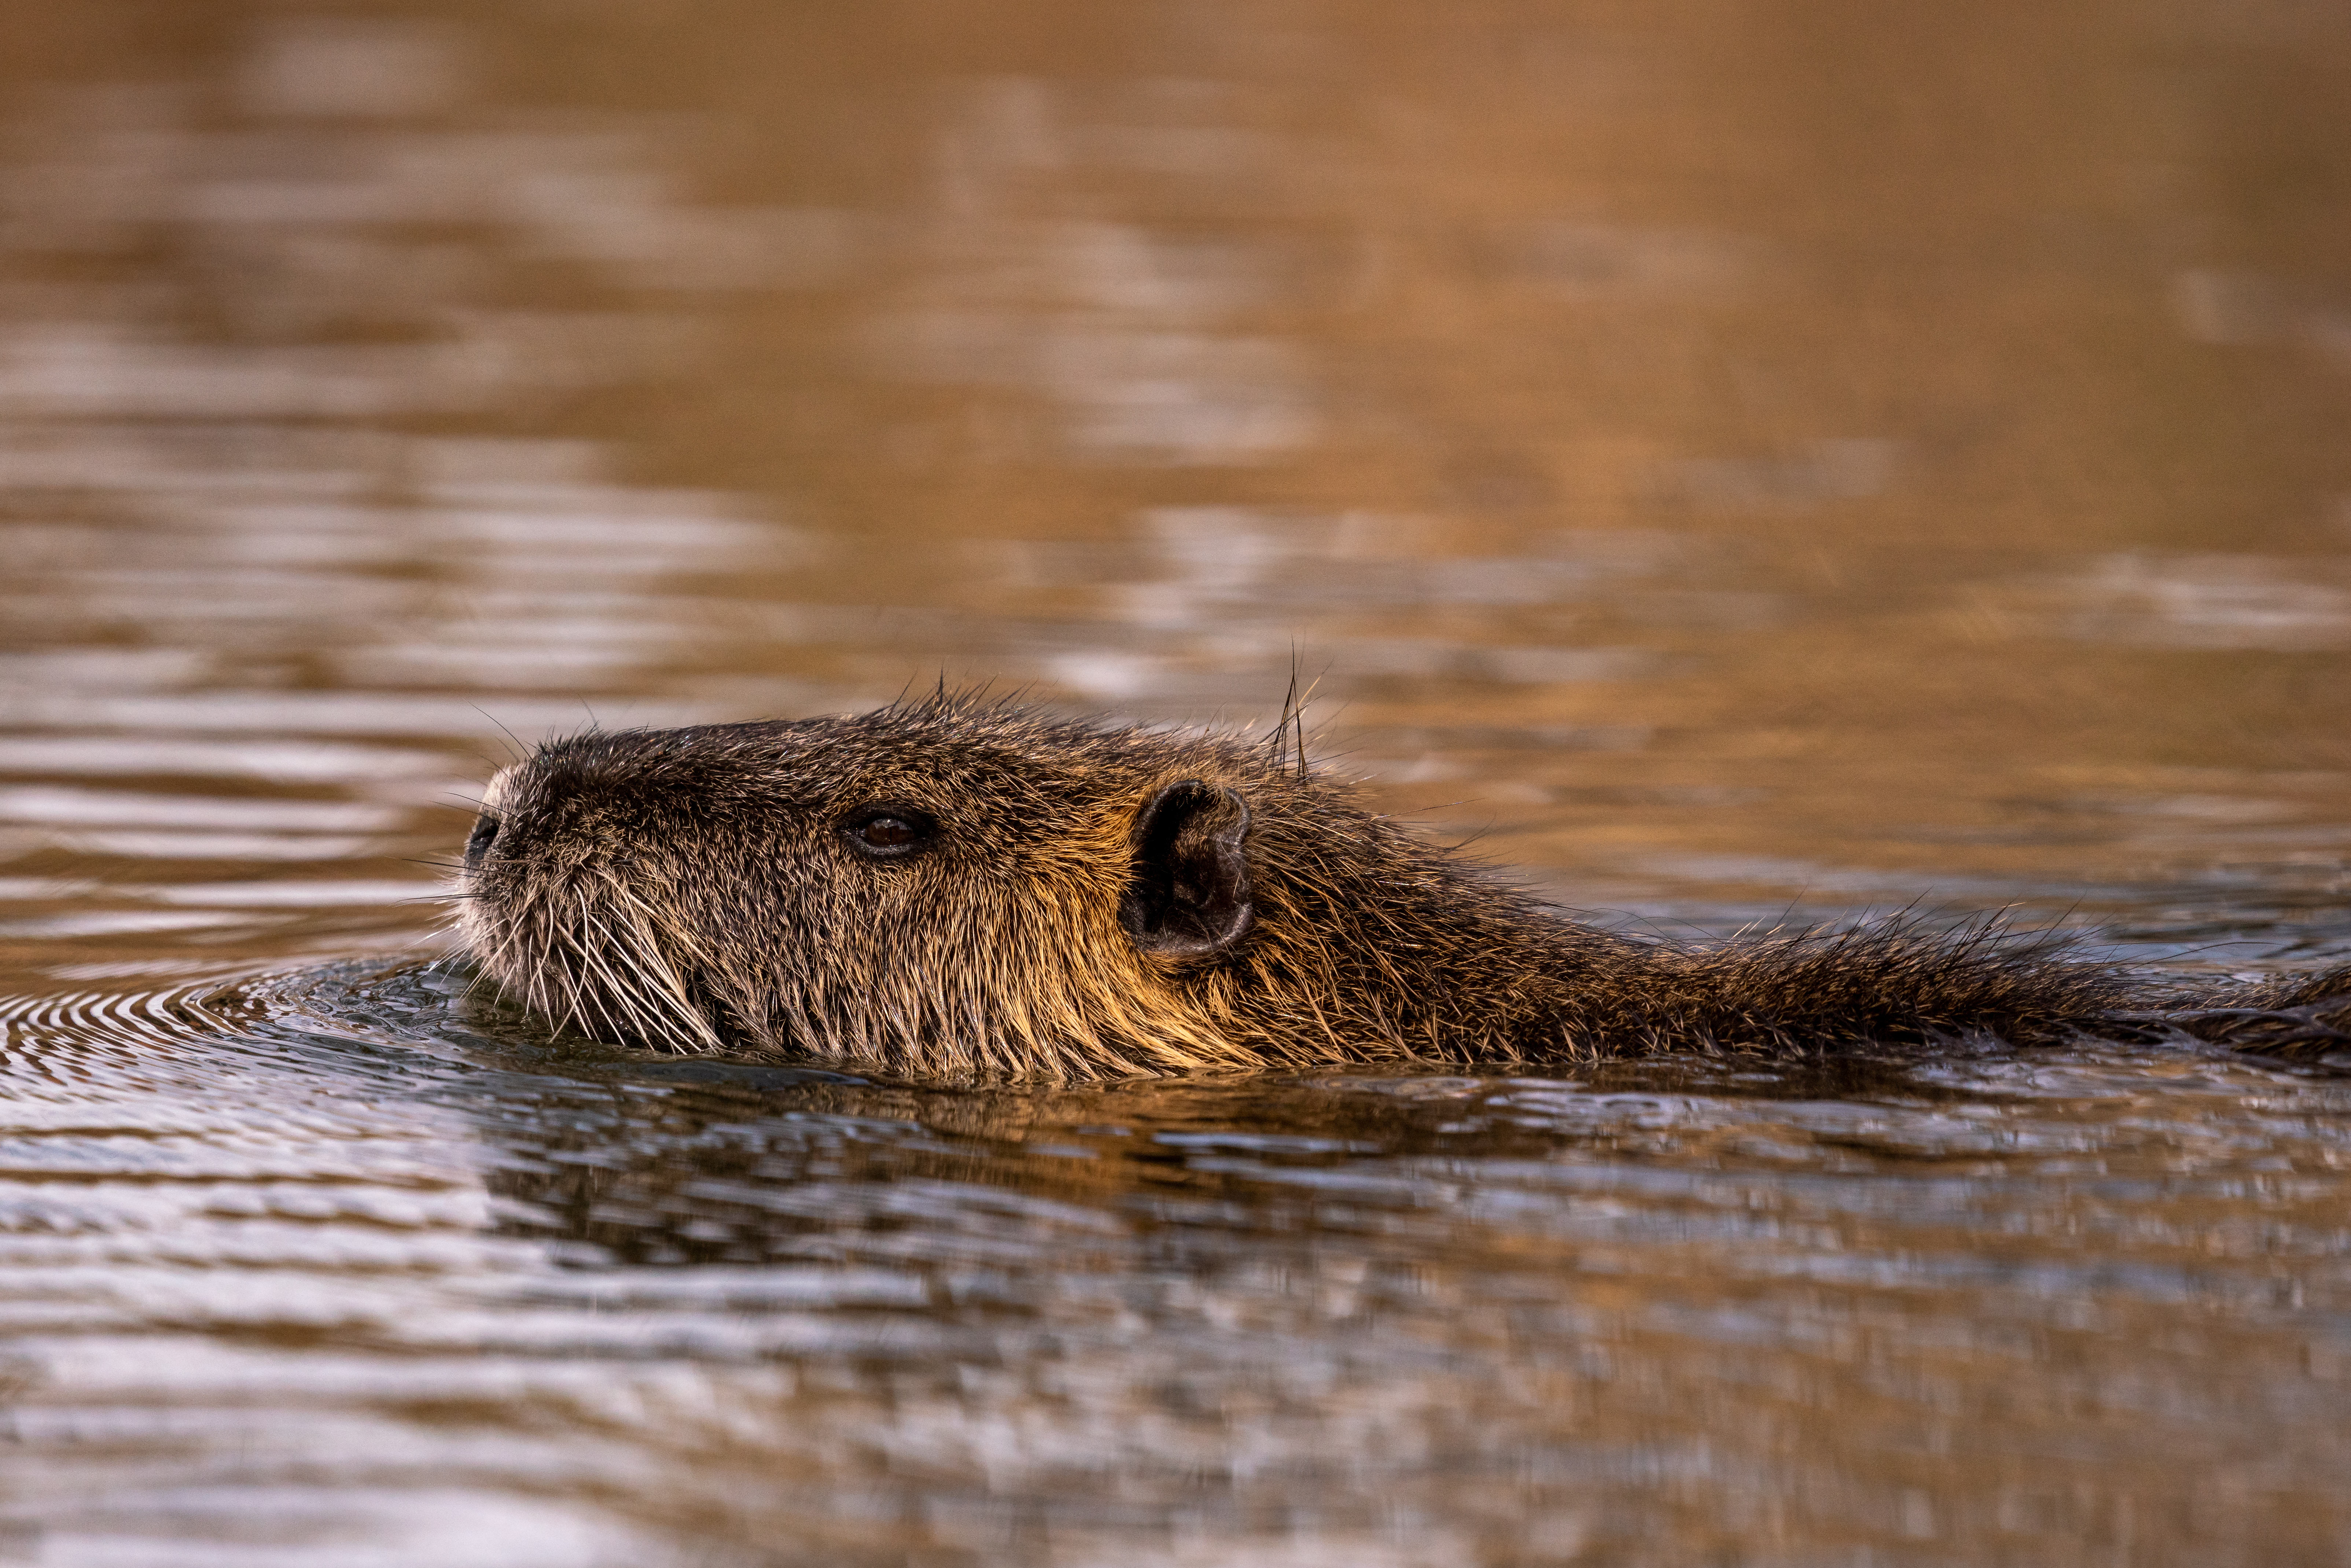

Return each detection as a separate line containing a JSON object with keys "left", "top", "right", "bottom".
{"left": 456, "top": 695, "right": 2351, "bottom": 1078}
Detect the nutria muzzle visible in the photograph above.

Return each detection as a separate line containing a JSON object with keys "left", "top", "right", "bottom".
{"left": 454, "top": 695, "right": 2351, "bottom": 1079}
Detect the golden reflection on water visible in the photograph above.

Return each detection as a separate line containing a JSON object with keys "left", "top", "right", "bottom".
{"left": 0, "top": 1, "right": 2348, "bottom": 1563}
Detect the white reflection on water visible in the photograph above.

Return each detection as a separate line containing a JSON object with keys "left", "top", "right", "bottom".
{"left": 872, "top": 77, "right": 1320, "bottom": 464}
{"left": 982, "top": 507, "right": 1718, "bottom": 701}
{"left": 2013, "top": 553, "right": 2351, "bottom": 651}
{"left": 240, "top": 16, "right": 471, "bottom": 119}
{"left": 2173, "top": 268, "right": 2351, "bottom": 373}
{"left": 0, "top": 788, "right": 397, "bottom": 832}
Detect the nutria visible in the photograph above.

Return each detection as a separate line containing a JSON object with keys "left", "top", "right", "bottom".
{"left": 453, "top": 693, "right": 2351, "bottom": 1079}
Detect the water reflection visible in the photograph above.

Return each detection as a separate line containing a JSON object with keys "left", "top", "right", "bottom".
{"left": 2009, "top": 552, "right": 2351, "bottom": 650}
{"left": 5, "top": 965, "right": 2348, "bottom": 1564}
{"left": 0, "top": 1, "right": 2345, "bottom": 944}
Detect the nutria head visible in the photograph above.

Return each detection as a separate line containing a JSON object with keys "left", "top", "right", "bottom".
{"left": 457, "top": 695, "right": 1595, "bottom": 1078}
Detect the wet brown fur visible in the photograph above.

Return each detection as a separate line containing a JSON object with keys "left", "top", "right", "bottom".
{"left": 454, "top": 694, "right": 2351, "bottom": 1079}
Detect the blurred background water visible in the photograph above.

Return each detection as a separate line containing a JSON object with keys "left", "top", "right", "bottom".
{"left": 0, "top": 1, "right": 2348, "bottom": 1563}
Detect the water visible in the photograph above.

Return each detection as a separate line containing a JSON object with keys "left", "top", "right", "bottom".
{"left": 1, "top": 1, "right": 2348, "bottom": 1562}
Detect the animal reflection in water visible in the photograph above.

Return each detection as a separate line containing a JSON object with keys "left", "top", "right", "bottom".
{"left": 473, "top": 1050, "right": 1961, "bottom": 1269}
{"left": 453, "top": 695, "right": 2351, "bottom": 1079}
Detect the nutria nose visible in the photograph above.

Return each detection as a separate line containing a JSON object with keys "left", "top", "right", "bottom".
{"left": 463, "top": 811, "right": 501, "bottom": 868}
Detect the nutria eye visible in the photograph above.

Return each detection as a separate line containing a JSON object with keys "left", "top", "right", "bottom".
{"left": 842, "top": 807, "right": 933, "bottom": 859}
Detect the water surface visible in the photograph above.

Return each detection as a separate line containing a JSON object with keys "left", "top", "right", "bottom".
{"left": 1, "top": 1, "right": 2348, "bottom": 1562}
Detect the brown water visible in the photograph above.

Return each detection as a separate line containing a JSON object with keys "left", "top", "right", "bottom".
{"left": 2, "top": 1, "right": 2349, "bottom": 1563}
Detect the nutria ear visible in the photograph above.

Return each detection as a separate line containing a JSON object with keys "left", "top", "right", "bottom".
{"left": 1121, "top": 779, "right": 1255, "bottom": 958}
